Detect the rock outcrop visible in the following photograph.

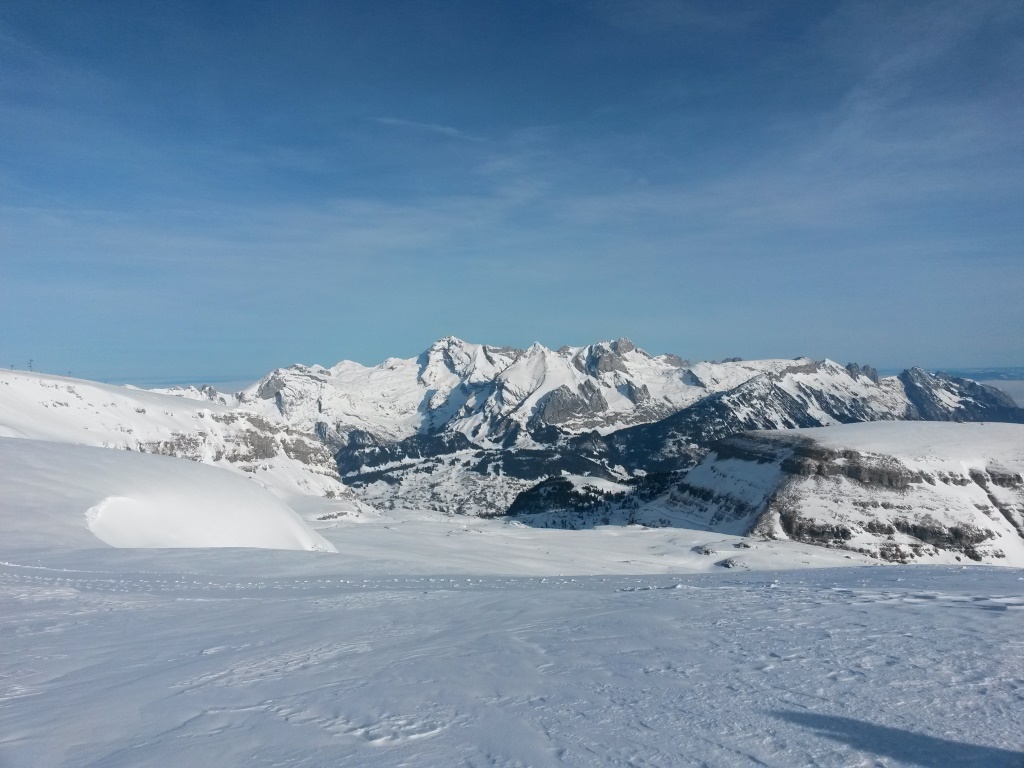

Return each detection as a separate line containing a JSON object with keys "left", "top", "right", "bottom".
{"left": 662, "top": 423, "right": 1024, "bottom": 564}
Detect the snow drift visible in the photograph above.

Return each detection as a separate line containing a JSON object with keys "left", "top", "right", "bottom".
{"left": 0, "top": 438, "right": 336, "bottom": 552}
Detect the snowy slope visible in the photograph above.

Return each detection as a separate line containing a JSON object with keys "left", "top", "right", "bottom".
{"left": 664, "top": 422, "right": 1024, "bottom": 565}
{"left": 0, "top": 369, "right": 359, "bottom": 501}
{"left": 0, "top": 438, "right": 335, "bottom": 551}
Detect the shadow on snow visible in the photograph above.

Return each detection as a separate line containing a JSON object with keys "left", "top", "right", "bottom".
{"left": 774, "top": 710, "right": 1024, "bottom": 768}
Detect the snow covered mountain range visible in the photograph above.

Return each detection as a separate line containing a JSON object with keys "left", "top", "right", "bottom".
{"left": 2, "top": 337, "right": 1022, "bottom": 565}
{"left": 227, "top": 337, "right": 1022, "bottom": 515}
{"left": 248, "top": 336, "right": 729, "bottom": 445}
{"left": 3, "top": 349, "right": 1022, "bottom": 767}
{"left": 5, "top": 363, "right": 1022, "bottom": 767}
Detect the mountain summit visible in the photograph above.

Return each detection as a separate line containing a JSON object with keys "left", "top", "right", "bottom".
{"left": 248, "top": 337, "right": 731, "bottom": 451}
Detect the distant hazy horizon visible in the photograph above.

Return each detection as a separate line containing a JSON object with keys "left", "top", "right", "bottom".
{"left": 7, "top": 341, "right": 1022, "bottom": 393}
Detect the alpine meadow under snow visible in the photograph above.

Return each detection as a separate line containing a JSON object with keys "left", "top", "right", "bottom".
{"left": 1, "top": 342, "right": 1023, "bottom": 766}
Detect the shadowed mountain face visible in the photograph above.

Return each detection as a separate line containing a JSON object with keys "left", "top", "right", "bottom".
{"left": 248, "top": 339, "right": 1023, "bottom": 516}
{"left": 899, "top": 368, "right": 1023, "bottom": 421}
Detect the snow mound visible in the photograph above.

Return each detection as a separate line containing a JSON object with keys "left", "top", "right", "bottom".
{"left": 0, "top": 438, "right": 336, "bottom": 552}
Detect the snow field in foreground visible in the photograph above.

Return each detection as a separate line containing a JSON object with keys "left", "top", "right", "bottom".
{"left": 0, "top": 439, "right": 335, "bottom": 552}
{"left": 0, "top": 555, "right": 1021, "bottom": 767}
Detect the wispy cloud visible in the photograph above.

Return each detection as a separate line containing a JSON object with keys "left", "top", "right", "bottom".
{"left": 370, "top": 116, "right": 486, "bottom": 144}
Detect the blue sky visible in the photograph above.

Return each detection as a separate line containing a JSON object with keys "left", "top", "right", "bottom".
{"left": 2, "top": 0, "right": 1022, "bottom": 384}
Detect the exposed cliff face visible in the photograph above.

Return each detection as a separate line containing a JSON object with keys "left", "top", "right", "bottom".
{"left": 528, "top": 381, "right": 609, "bottom": 430}
{"left": 845, "top": 363, "right": 879, "bottom": 384}
{"left": 663, "top": 423, "right": 1024, "bottom": 565}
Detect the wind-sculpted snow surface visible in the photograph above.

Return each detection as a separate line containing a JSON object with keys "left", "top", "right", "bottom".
{"left": 1, "top": 550, "right": 1021, "bottom": 767}
{"left": 666, "top": 422, "right": 1024, "bottom": 565}
{"left": 0, "top": 438, "right": 336, "bottom": 551}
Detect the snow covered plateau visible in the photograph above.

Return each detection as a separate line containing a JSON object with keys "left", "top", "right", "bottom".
{"left": 1, "top": 343, "right": 1023, "bottom": 766}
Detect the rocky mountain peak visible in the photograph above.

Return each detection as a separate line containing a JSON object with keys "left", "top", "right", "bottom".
{"left": 613, "top": 337, "right": 637, "bottom": 354}
{"left": 845, "top": 362, "right": 880, "bottom": 383}
{"left": 569, "top": 338, "right": 645, "bottom": 377}
{"left": 426, "top": 335, "right": 474, "bottom": 355}
{"left": 417, "top": 336, "right": 515, "bottom": 388}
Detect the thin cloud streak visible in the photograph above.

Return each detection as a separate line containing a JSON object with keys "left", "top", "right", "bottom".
{"left": 371, "top": 116, "right": 487, "bottom": 144}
